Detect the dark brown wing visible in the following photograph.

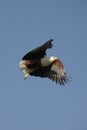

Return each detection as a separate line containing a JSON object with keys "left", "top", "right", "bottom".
{"left": 22, "top": 39, "right": 53, "bottom": 60}
{"left": 30, "top": 59, "right": 68, "bottom": 85}
{"left": 30, "top": 65, "right": 51, "bottom": 78}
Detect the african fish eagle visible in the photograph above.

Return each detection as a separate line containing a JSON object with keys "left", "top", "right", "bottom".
{"left": 19, "top": 39, "right": 68, "bottom": 85}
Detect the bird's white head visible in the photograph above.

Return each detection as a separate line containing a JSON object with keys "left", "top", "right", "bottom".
{"left": 41, "top": 55, "right": 58, "bottom": 67}
{"left": 49, "top": 56, "right": 58, "bottom": 62}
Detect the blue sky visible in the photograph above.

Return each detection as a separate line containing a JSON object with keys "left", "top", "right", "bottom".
{"left": 0, "top": 0, "right": 87, "bottom": 130}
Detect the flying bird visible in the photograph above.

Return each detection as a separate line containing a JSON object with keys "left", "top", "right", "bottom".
{"left": 19, "top": 39, "right": 68, "bottom": 85}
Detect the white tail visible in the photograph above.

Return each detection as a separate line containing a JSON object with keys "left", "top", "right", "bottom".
{"left": 19, "top": 60, "right": 29, "bottom": 79}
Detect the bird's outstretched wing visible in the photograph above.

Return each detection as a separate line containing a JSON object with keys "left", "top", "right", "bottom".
{"left": 47, "top": 60, "right": 68, "bottom": 85}
{"left": 22, "top": 39, "right": 53, "bottom": 60}
{"left": 30, "top": 59, "right": 68, "bottom": 85}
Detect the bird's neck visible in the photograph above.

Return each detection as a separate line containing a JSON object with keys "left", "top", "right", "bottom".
{"left": 41, "top": 55, "right": 53, "bottom": 67}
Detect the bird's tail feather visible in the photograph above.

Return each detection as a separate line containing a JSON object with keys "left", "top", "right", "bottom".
{"left": 19, "top": 60, "right": 29, "bottom": 79}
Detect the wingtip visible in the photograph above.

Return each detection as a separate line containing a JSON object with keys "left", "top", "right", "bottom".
{"left": 50, "top": 39, "right": 54, "bottom": 41}
{"left": 46, "top": 39, "right": 53, "bottom": 43}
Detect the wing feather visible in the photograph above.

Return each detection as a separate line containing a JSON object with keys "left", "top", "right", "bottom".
{"left": 30, "top": 59, "right": 68, "bottom": 85}
{"left": 47, "top": 60, "right": 68, "bottom": 85}
{"left": 22, "top": 39, "right": 53, "bottom": 60}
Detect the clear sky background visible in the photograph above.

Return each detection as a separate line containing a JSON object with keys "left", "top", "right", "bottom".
{"left": 0, "top": 0, "right": 87, "bottom": 130}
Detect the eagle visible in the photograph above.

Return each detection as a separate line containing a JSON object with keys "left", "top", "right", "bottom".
{"left": 19, "top": 39, "right": 68, "bottom": 85}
